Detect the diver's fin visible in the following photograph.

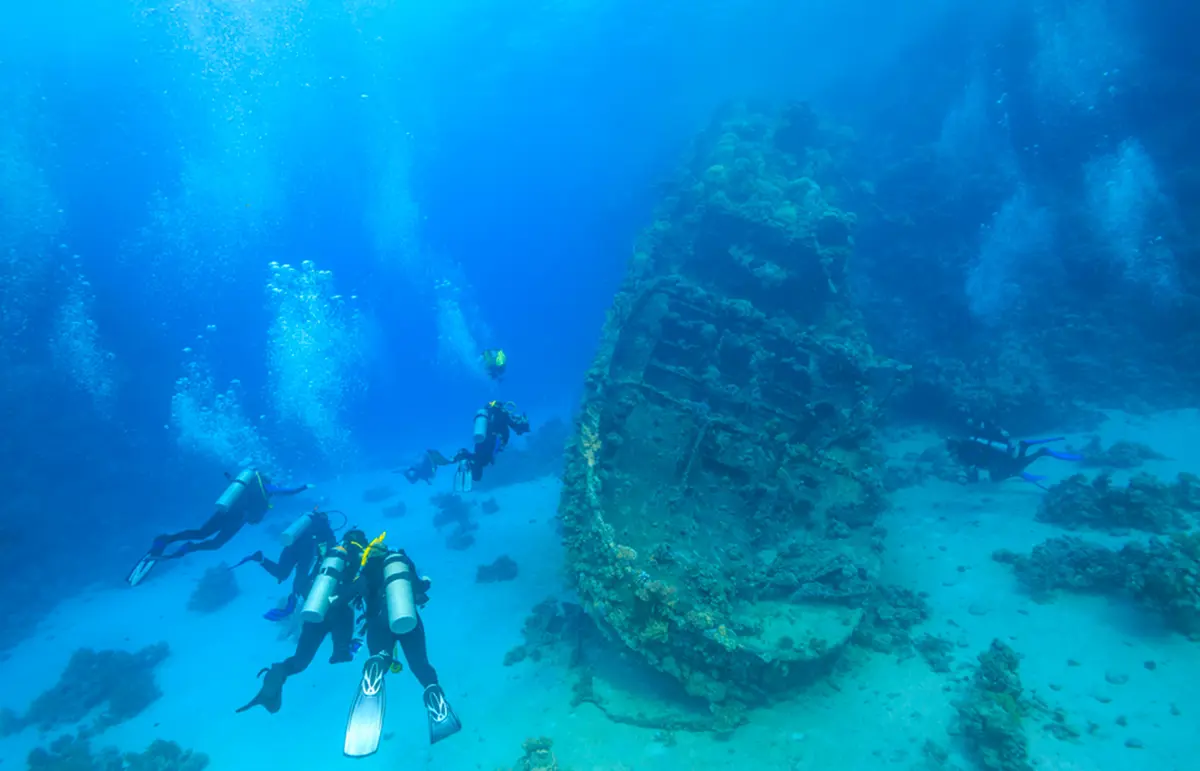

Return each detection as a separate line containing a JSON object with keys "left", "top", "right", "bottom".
{"left": 423, "top": 684, "right": 462, "bottom": 745}
{"left": 427, "top": 449, "right": 453, "bottom": 467}
{"left": 231, "top": 551, "right": 264, "bottom": 570}
{"left": 1021, "top": 436, "right": 1065, "bottom": 447}
{"left": 1020, "top": 471, "right": 1049, "bottom": 491}
{"left": 1045, "top": 449, "right": 1083, "bottom": 462}
{"left": 126, "top": 552, "right": 158, "bottom": 587}
{"left": 344, "top": 655, "right": 388, "bottom": 757}
{"left": 454, "top": 460, "right": 473, "bottom": 493}
{"left": 263, "top": 594, "right": 297, "bottom": 622}
{"left": 235, "top": 664, "right": 288, "bottom": 714}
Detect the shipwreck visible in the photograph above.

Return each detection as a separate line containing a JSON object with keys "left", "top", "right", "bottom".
{"left": 559, "top": 103, "right": 904, "bottom": 724}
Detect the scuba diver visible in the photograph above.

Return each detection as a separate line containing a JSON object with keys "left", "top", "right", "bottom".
{"left": 231, "top": 507, "right": 344, "bottom": 621}
{"left": 946, "top": 418, "right": 1082, "bottom": 489}
{"left": 236, "top": 528, "right": 462, "bottom": 755}
{"left": 399, "top": 449, "right": 456, "bottom": 485}
{"left": 450, "top": 400, "right": 530, "bottom": 492}
{"left": 480, "top": 348, "right": 507, "bottom": 381}
{"left": 127, "top": 468, "right": 310, "bottom": 587}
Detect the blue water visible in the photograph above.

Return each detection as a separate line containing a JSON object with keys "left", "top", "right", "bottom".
{"left": 2, "top": 0, "right": 1197, "bottom": 769}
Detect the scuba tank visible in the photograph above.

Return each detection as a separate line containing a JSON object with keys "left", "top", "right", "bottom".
{"left": 215, "top": 468, "right": 258, "bottom": 513}
{"left": 301, "top": 546, "right": 348, "bottom": 623}
{"left": 382, "top": 551, "right": 418, "bottom": 634}
{"left": 281, "top": 511, "right": 317, "bottom": 546}
{"left": 472, "top": 408, "right": 489, "bottom": 446}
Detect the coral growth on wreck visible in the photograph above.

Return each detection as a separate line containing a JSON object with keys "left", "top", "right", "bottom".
{"left": 558, "top": 102, "right": 903, "bottom": 715}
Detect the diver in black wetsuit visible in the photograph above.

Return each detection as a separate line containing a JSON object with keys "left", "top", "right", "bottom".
{"left": 450, "top": 400, "right": 530, "bottom": 490}
{"left": 236, "top": 529, "right": 461, "bottom": 748}
{"left": 946, "top": 418, "right": 1082, "bottom": 489}
{"left": 233, "top": 508, "right": 340, "bottom": 621}
{"left": 127, "top": 468, "right": 310, "bottom": 586}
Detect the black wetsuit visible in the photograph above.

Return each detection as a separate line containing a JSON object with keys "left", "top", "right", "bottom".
{"left": 454, "top": 403, "right": 530, "bottom": 483}
{"left": 946, "top": 420, "right": 1076, "bottom": 486}
{"left": 237, "top": 544, "right": 440, "bottom": 714}
{"left": 152, "top": 475, "right": 308, "bottom": 560}
{"left": 257, "top": 516, "right": 337, "bottom": 598}
{"left": 359, "top": 549, "right": 438, "bottom": 688}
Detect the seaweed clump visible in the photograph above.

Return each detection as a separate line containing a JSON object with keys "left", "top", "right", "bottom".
{"left": 187, "top": 563, "right": 239, "bottom": 613}
{"left": 361, "top": 485, "right": 396, "bottom": 503}
{"left": 495, "top": 736, "right": 566, "bottom": 771}
{"left": 17, "top": 643, "right": 170, "bottom": 733}
{"left": 852, "top": 584, "right": 931, "bottom": 656}
{"left": 27, "top": 732, "right": 208, "bottom": 771}
{"left": 994, "top": 532, "right": 1200, "bottom": 637}
{"left": 1078, "top": 437, "right": 1168, "bottom": 469}
{"left": 476, "top": 555, "right": 519, "bottom": 583}
{"left": 952, "top": 640, "right": 1031, "bottom": 771}
{"left": 431, "top": 492, "right": 477, "bottom": 550}
{"left": 503, "top": 598, "right": 588, "bottom": 667}
{"left": 1035, "top": 472, "right": 1199, "bottom": 534}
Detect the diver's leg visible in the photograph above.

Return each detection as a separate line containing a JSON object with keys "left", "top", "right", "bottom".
{"left": 152, "top": 511, "right": 226, "bottom": 552}
{"left": 1022, "top": 436, "right": 1066, "bottom": 447}
{"left": 396, "top": 615, "right": 439, "bottom": 688}
{"left": 262, "top": 544, "right": 300, "bottom": 582}
{"left": 163, "top": 520, "right": 243, "bottom": 558}
{"left": 399, "top": 615, "right": 461, "bottom": 743}
{"left": 158, "top": 511, "right": 242, "bottom": 559}
{"left": 281, "top": 617, "right": 329, "bottom": 675}
{"left": 364, "top": 599, "right": 394, "bottom": 658}
{"left": 235, "top": 619, "right": 328, "bottom": 714}
{"left": 328, "top": 602, "right": 356, "bottom": 663}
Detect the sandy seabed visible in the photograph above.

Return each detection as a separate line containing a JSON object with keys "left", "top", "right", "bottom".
{"left": 1, "top": 409, "right": 1196, "bottom": 770}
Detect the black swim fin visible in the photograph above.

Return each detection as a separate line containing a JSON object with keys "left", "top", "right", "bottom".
{"left": 236, "top": 664, "right": 288, "bottom": 714}
{"left": 423, "top": 684, "right": 462, "bottom": 745}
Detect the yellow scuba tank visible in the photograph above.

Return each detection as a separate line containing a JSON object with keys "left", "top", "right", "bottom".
{"left": 301, "top": 546, "right": 348, "bottom": 623}
{"left": 382, "top": 551, "right": 417, "bottom": 634}
{"left": 215, "top": 468, "right": 258, "bottom": 513}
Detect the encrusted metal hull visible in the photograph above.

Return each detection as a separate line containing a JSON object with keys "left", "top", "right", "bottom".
{"left": 559, "top": 104, "right": 900, "bottom": 719}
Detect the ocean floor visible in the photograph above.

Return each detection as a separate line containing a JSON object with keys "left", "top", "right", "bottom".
{"left": 1, "top": 409, "right": 1197, "bottom": 770}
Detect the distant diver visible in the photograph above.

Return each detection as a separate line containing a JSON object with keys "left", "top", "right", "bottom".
{"left": 231, "top": 507, "right": 344, "bottom": 621}
{"left": 450, "top": 400, "right": 530, "bottom": 492}
{"left": 480, "top": 348, "right": 507, "bottom": 381}
{"left": 235, "top": 528, "right": 461, "bottom": 755}
{"left": 946, "top": 419, "right": 1081, "bottom": 489}
{"left": 127, "top": 467, "right": 310, "bottom": 587}
{"left": 398, "top": 449, "right": 456, "bottom": 485}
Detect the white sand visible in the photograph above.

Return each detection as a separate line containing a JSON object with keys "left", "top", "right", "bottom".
{"left": 1, "top": 409, "right": 1196, "bottom": 770}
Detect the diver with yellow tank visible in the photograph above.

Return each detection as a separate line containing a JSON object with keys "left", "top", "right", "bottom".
{"left": 448, "top": 400, "right": 530, "bottom": 492}
{"left": 126, "top": 467, "right": 310, "bottom": 587}
{"left": 236, "top": 527, "right": 462, "bottom": 754}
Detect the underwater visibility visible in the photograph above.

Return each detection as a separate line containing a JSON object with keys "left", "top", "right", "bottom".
{"left": 2, "top": 1, "right": 1200, "bottom": 769}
